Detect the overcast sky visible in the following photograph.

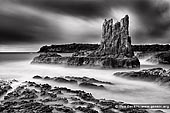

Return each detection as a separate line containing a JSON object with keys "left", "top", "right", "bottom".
{"left": 0, "top": 0, "right": 170, "bottom": 52}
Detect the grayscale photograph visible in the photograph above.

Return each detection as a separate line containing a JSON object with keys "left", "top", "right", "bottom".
{"left": 0, "top": 0, "right": 170, "bottom": 113}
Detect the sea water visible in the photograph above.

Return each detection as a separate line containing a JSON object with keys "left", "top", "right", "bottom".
{"left": 0, "top": 53, "right": 170, "bottom": 111}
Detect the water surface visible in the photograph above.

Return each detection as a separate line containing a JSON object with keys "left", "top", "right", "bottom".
{"left": 0, "top": 53, "right": 170, "bottom": 107}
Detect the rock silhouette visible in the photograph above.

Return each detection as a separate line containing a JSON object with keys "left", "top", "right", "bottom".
{"left": 93, "top": 15, "right": 134, "bottom": 58}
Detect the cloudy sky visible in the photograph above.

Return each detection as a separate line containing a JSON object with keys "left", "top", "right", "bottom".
{"left": 0, "top": 0, "right": 170, "bottom": 52}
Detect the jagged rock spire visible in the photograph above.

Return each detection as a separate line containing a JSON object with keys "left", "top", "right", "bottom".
{"left": 97, "top": 15, "right": 134, "bottom": 58}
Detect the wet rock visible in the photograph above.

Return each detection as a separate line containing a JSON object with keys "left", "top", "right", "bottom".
{"left": 99, "top": 99, "right": 117, "bottom": 106}
{"left": 11, "top": 79, "right": 19, "bottom": 82}
{"left": 114, "top": 68, "right": 170, "bottom": 86}
{"left": 19, "top": 101, "right": 53, "bottom": 113}
{"left": 71, "top": 101, "right": 87, "bottom": 105}
{"left": 55, "top": 106, "right": 75, "bottom": 113}
{"left": 31, "top": 53, "right": 61, "bottom": 64}
{"left": 154, "top": 110, "right": 166, "bottom": 113}
{"left": 77, "top": 92, "right": 96, "bottom": 101}
{"left": 65, "top": 76, "right": 114, "bottom": 85}
{"left": 0, "top": 81, "right": 152, "bottom": 113}
{"left": 33, "top": 75, "right": 42, "bottom": 79}
{"left": 54, "top": 77, "right": 71, "bottom": 82}
{"left": 79, "top": 82, "right": 105, "bottom": 89}
{"left": 41, "top": 84, "right": 52, "bottom": 90}
{"left": 41, "top": 97, "right": 68, "bottom": 103}
{"left": 75, "top": 106, "right": 98, "bottom": 113}
{"left": 35, "top": 76, "right": 78, "bottom": 84}
{"left": 147, "top": 51, "right": 170, "bottom": 64}
{"left": 44, "top": 76, "right": 51, "bottom": 80}
{"left": 53, "top": 77, "right": 78, "bottom": 84}
{"left": 0, "top": 80, "right": 12, "bottom": 96}
{"left": 20, "top": 88, "right": 38, "bottom": 99}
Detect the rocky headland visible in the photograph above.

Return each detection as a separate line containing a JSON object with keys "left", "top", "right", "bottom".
{"left": 114, "top": 68, "right": 170, "bottom": 86}
{"left": 38, "top": 43, "right": 170, "bottom": 53}
{"left": 32, "top": 15, "right": 140, "bottom": 68}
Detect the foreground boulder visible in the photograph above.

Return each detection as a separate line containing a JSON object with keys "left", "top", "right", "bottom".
{"left": 32, "top": 15, "right": 140, "bottom": 69}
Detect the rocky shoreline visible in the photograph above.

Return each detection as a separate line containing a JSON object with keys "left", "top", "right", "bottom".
{"left": 0, "top": 78, "right": 163, "bottom": 113}
{"left": 114, "top": 68, "right": 170, "bottom": 87}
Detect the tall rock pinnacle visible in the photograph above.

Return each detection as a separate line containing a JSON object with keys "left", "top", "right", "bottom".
{"left": 32, "top": 15, "right": 140, "bottom": 68}
{"left": 97, "top": 15, "right": 134, "bottom": 58}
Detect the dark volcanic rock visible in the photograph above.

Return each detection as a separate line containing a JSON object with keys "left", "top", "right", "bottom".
{"left": 114, "top": 68, "right": 170, "bottom": 86}
{"left": 32, "top": 15, "right": 140, "bottom": 69}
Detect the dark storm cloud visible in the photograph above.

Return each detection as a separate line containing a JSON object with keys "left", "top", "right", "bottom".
{"left": 0, "top": 13, "right": 39, "bottom": 44}
{"left": 14, "top": 0, "right": 170, "bottom": 38}
{"left": 17, "top": 0, "right": 109, "bottom": 18}
{"left": 0, "top": 5, "right": 62, "bottom": 44}
{"left": 0, "top": 0, "right": 170, "bottom": 45}
{"left": 130, "top": 0, "right": 170, "bottom": 39}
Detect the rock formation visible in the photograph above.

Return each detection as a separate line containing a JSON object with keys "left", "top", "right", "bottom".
{"left": 32, "top": 15, "right": 140, "bottom": 68}
{"left": 114, "top": 68, "right": 170, "bottom": 86}
{"left": 91, "top": 15, "right": 134, "bottom": 58}
{"left": 0, "top": 81, "right": 151, "bottom": 113}
{"left": 147, "top": 51, "right": 170, "bottom": 64}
